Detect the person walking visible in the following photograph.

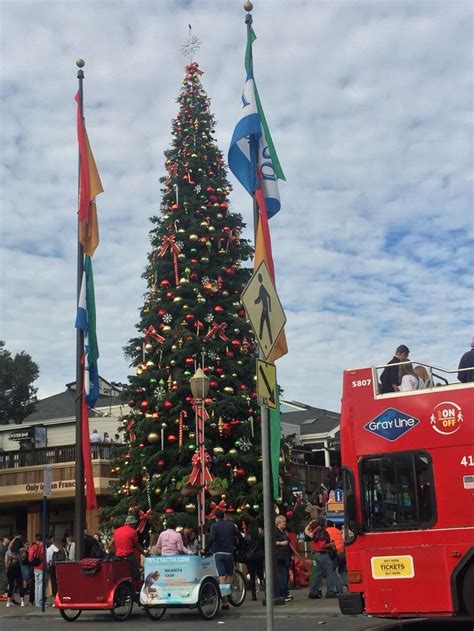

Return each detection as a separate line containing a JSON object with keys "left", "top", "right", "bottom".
{"left": 0, "top": 537, "right": 10, "bottom": 601}
{"left": 203, "top": 509, "right": 243, "bottom": 611}
{"left": 380, "top": 345, "right": 410, "bottom": 393}
{"left": 305, "top": 517, "right": 339, "bottom": 599}
{"left": 20, "top": 542, "right": 34, "bottom": 605}
{"left": 48, "top": 538, "right": 67, "bottom": 603}
{"left": 5, "top": 548, "right": 24, "bottom": 607}
{"left": 275, "top": 515, "right": 294, "bottom": 602}
{"left": 326, "top": 520, "right": 346, "bottom": 591}
{"left": 242, "top": 520, "right": 265, "bottom": 601}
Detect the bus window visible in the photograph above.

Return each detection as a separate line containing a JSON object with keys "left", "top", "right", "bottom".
{"left": 361, "top": 451, "right": 435, "bottom": 530}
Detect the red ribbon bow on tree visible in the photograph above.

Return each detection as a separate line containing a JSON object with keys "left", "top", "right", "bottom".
{"left": 159, "top": 234, "right": 181, "bottom": 286}
{"left": 188, "top": 449, "right": 214, "bottom": 487}
{"left": 204, "top": 321, "right": 229, "bottom": 341}
{"left": 206, "top": 499, "right": 227, "bottom": 520}
{"left": 186, "top": 62, "right": 204, "bottom": 76}
{"left": 143, "top": 326, "right": 165, "bottom": 344}
{"left": 136, "top": 509, "right": 152, "bottom": 534}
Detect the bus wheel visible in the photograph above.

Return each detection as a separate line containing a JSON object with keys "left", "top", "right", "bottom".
{"left": 462, "top": 563, "right": 474, "bottom": 617}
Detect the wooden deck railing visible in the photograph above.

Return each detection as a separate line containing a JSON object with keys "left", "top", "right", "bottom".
{"left": 0, "top": 443, "right": 112, "bottom": 469}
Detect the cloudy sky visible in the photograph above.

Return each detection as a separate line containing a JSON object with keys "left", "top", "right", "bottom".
{"left": 1, "top": 0, "right": 472, "bottom": 412}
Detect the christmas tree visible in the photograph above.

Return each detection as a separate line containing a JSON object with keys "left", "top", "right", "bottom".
{"left": 102, "top": 60, "right": 267, "bottom": 535}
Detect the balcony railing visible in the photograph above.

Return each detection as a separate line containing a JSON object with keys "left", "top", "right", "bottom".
{"left": 288, "top": 461, "right": 328, "bottom": 492}
{"left": 0, "top": 443, "right": 112, "bottom": 469}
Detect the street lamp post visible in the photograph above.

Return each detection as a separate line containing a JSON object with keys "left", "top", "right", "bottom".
{"left": 190, "top": 367, "right": 210, "bottom": 550}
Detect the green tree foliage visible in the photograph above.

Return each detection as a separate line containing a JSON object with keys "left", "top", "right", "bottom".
{"left": 0, "top": 341, "right": 39, "bottom": 424}
{"left": 102, "top": 61, "right": 263, "bottom": 531}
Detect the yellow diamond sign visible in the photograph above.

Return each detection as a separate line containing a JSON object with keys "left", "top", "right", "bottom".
{"left": 241, "top": 261, "right": 286, "bottom": 360}
{"left": 256, "top": 359, "right": 277, "bottom": 409}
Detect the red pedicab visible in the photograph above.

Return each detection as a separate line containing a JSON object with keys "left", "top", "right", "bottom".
{"left": 55, "top": 558, "right": 141, "bottom": 622}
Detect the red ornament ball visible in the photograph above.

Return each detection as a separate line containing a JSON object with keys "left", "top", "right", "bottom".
{"left": 160, "top": 279, "right": 171, "bottom": 288}
{"left": 286, "top": 510, "right": 294, "bottom": 519}
{"left": 157, "top": 458, "right": 166, "bottom": 469}
{"left": 165, "top": 507, "right": 174, "bottom": 514}
{"left": 140, "top": 400, "right": 149, "bottom": 410}
{"left": 167, "top": 434, "right": 178, "bottom": 444}
{"left": 213, "top": 305, "right": 224, "bottom": 313}
{"left": 235, "top": 467, "right": 246, "bottom": 478}
{"left": 163, "top": 400, "right": 173, "bottom": 409}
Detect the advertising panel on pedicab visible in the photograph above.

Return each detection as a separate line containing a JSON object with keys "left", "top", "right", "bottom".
{"left": 141, "top": 555, "right": 217, "bottom": 605}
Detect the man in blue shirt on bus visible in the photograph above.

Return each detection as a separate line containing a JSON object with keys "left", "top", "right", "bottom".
{"left": 380, "top": 345, "right": 410, "bottom": 393}
{"left": 458, "top": 338, "right": 474, "bottom": 383}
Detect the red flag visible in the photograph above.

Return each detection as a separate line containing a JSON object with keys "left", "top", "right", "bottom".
{"left": 81, "top": 369, "right": 98, "bottom": 510}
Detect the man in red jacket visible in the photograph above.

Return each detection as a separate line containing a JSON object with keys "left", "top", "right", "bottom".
{"left": 112, "top": 515, "right": 143, "bottom": 583}
{"left": 28, "top": 533, "right": 46, "bottom": 607}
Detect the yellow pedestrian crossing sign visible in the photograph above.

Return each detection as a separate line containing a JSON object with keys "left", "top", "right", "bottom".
{"left": 241, "top": 261, "right": 286, "bottom": 360}
{"left": 256, "top": 359, "right": 277, "bottom": 409}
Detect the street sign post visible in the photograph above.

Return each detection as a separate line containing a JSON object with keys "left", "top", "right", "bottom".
{"left": 256, "top": 359, "right": 277, "bottom": 409}
{"left": 43, "top": 466, "right": 52, "bottom": 498}
{"left": 241, "top": 260, "right": 286, "bottom": 360}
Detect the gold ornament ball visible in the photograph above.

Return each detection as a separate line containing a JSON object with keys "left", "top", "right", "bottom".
{"left": 223, "top": 386, "right": 234, "bottom": 394}
{"left": 185, "top": 502, "right": 196, "bottom": 513}
{"left": 154, "top": 487, "right": 162, "bottom": 495}
{"left": 189, "top": 234, "right": 199, "bottom": 241}
{"left": 247, "top": 475, "right": 257, "bottom": 486}
{"left": 228, "top": 448, "right": 238, "bottom": 456}
{"left": 213, "top": 446, "right": 224, "bottom": 456}
{"left": 147, "top": 432, "right": 159, "bottom": 443}
{"left": 129, "top": 484, "right": 138, "bottom": 494}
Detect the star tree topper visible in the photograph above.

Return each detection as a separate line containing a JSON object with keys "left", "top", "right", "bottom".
{"left": 181, "top": 25, "right": 202, "bottom": 62}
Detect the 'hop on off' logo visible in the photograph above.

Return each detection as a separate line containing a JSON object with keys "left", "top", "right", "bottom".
{"left": 364, "top": 408, "right": 420, "bottom": 441}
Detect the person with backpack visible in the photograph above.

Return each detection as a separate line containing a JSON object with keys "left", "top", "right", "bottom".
{"left": 305, "top": 516, "right": 340, "bottom": 599}
{"left": 28, "top": 533, "right": 46, "bottom": 608}
{"left": 5, "top": 548, "right": 24, "bottom": 607}
{"left": 48, "top": 538, "right": 67, "bottom": 602}
{"left": 20, "top": 543, "right": 34, "bottom": 605}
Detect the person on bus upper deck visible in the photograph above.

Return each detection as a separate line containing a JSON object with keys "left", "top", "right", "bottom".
{"left": 399, "top": 363, "right": 424, "bottom": 391}
{"left": 457, "top": 337, "right": 474, "bottom": 383}
{"left": 413, "top": 365, "right": 430, "bottom": 388}
{"left": 380, "top": 345, "right": 410, "bottom": 393}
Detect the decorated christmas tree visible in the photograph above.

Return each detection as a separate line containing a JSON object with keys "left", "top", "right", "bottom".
{"left": 102, "top": 59, "right": 269, "bottom": 535}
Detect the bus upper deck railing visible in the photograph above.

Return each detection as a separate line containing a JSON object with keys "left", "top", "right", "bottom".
{"left": 370, "top": 360, "right": 472, "bottom": 396}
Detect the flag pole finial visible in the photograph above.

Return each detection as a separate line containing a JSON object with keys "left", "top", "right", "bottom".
{"left": 244, "top": 1, "right": 253, "bottom": 11}
{"left": 76, "top": 58, "right": 85, "bottom": 68}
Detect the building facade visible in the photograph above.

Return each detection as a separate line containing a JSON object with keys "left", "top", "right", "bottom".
{"left": 0, "top": 378, "right": 123, "bottom": 542}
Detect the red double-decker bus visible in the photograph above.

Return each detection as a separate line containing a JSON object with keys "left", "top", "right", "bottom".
{"left": 338, "top": 361, "right": 474, "bottom": 618}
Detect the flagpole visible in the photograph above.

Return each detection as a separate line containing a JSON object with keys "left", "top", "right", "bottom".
{"left": 244, "top": 3, "right": 278, "bottom": 628}
{"left": 74, "top": 58, "right": 86, "bottom": 561}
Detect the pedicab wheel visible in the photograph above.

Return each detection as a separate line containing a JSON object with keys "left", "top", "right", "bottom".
{"left": 110, "top": 582, "right": 134, "bottom": 621}
{"left": 59, "top": 608, "right": 82, "bottom": 622}
{"left": 229, "top": 569, "right": 246, "bottom": 607}
{"left": 144, "top": 606, "right": 166, "bottom": 620}
{"left": 197, "top": 577, "right": 220, "bottom": 620}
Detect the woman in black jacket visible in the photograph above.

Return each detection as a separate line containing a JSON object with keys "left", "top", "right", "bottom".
{"left": 242, "top": 521, "right": 265, "bottom": 601}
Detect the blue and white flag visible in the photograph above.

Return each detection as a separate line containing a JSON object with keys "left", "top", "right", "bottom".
{"left": 75, "top": 255, "right": 100, "bottom": 408}
{"left": 228, "top": 27, "right": 285, "bottom": 219}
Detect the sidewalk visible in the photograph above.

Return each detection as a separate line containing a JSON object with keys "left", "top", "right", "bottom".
{"left": 0, "top": 586, "right": 341, "bottom": 619}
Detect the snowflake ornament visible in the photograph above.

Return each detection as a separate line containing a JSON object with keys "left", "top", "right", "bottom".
{"left": 204, "top": 313, "right": 214, "bottom": 323}
{"left": 154, "top": 386, "right": 166, "bottom": 400}
{"left": 162, "top": 313, "right": 173, "bottom": 324}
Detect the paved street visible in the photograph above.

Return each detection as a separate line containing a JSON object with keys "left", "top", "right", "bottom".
{"left": 1, "top": 589, "right": 472, "bottom": 631}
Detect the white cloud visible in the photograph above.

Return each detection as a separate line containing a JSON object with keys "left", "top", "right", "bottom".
{"left": 1, "top": 0, "right": 472, "bottom": 412}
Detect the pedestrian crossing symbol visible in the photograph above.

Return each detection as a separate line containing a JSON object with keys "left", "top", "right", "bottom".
{"left": 241, "top": 261, "right": 286, "bottom": 360}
